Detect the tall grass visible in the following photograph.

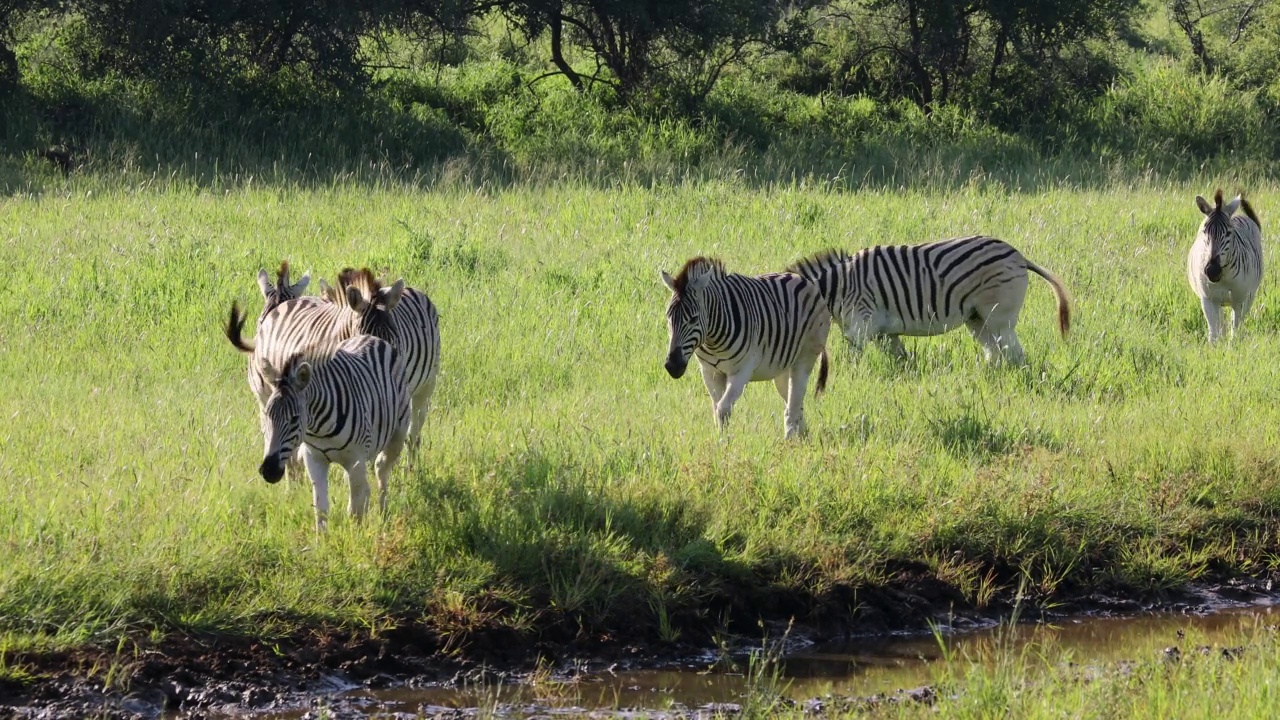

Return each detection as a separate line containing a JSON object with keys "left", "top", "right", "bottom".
{"left": 2, "top": 177, "right": 1280, "bottom": 656}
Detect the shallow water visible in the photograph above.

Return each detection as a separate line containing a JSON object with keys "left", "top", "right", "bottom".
{"left": 254, "top": 599, "right": 1280, "bottom": 718}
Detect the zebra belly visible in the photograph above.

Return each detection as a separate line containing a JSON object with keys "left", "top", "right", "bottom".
{"left": 877, "top": 313, "right": 963, "bottom": 337}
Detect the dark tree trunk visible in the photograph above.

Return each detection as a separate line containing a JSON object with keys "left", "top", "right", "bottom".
{"left": 549, "top": 9, "right": 583, "bottom": 91}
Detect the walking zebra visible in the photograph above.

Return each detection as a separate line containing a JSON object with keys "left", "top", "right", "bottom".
{"left": 786, "top": 236, "right": 1071, "bottom": 365}
{"left": 661, "top": 257, "right": 832, "bottom": 439}
{"left": 1187, "top": 189, "right": 1263, "bottom": 343}
{"left": 255, "top": 261, "right": 311, "bottom": 326}
{"left": 318, "top": 271, "right": 440, "bottom": 449}
{"left": 228, "top": 308, "right": 409, "bottom": 531}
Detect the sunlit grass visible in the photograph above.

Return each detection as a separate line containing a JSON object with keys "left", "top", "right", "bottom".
{"left": 2, "top": 176, "right": 1280, "bottom": 657}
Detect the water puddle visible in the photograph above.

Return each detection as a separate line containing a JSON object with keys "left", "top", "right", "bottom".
{"left": 248, "top": 598, "right": 1280, "bottom": 718}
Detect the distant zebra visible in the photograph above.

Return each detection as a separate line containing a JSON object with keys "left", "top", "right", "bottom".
{"left": 787, "top": 236, "right": 1070, "bottom": 365}
{"left": 1187, "top": 189, "right": 1263, "bottom": 343}
{"left": 228, "top": 309, "right": 409, "bottom": 531}
{"left": 255, "top": 261, "right": 311, "bottom": 326}
{"left": 661, "top": 257, "right": 832, "bottom": 439}
{"left": 318, "top": 272, "right": 441, "bottom": 449}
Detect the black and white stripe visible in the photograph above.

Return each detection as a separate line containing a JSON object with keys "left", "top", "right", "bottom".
{"left": 1187, "top": 189, "right": 1263, "bottom": 343}
{"left": 787, "top": 235, "right": 1070, "bottom": 365}
{"left": 661, "top": 257, "right": 831, "bottom": 439}
{"left": 319, "top": 275, "right": 440, "bottom": 449}
{"left": 235, "top": 317, "right": 410, "bottom": 531}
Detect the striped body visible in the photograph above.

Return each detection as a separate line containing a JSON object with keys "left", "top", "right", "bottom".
{"left": 258, "top": 334, "right": 410, "bottom": 530}
{"left": 318, "top": 276, "right": 441, "bottom": 447}
{"left": 662, "top": 257, "right": 831, "bottom": 439}
{"left": 787, "top": 235, "right": 1070, "bottom": 364}
{"left": 1187, "top": 190, "right": 1263, "bottom": 343}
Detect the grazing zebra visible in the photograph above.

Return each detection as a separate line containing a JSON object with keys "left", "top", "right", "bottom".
{"left": 786, "top": 236, "right": 1071, "bottom": 365}
{"left": 1187, "top": 189, "right": 1263, "bottom": 343}
{"left": 318, "top": 272, "right": 441, "bottom": 449}
{"left": 255, "top": 261, "right": 311, "bottom": 326}
{"left": 229, "top": 308, "right": 410, "bottom": 530}
{"left": 661, "top": 257, "right": 832, "bottom": 439}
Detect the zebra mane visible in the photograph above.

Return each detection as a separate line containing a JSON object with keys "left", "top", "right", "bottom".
{"left": 671, "top": 256, "right": 726, "bottom": 293}
{"left": 785, "top": 249, "right": 852, "bottom": 280}
{"left": 276, "top": 261, "right": 292, "bottom": 289}
{"left": 1240, "top": 196, "right": 1261, "bottom": 229}
{"left": 321, "top": 267, "right": 383, "bottom": 305}
{"left": 1203, "top": 189, "right": 1235, "bottom": 237}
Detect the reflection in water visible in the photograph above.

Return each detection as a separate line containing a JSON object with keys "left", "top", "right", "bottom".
{"left": 258, "top": 602, "right": 1280, "bottom": 717}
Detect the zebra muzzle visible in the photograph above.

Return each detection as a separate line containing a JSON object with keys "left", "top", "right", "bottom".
{"left": 1205, "top": 259, "right": 1223, "bottom": 283}
{"left": 664, "top": 357, "right": 688, "bottom": 379}
{"left": 259, "top": 457, "right": 286, "bottom": 484}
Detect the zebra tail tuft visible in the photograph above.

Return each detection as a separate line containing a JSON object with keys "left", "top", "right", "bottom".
{"left": 1026, "top": 260, "right": 1072, "bottom": 338}
{"left": 225, "top": 302, "right": 255, "bottom": 353}
{"left": 815, "top": 346, "right": 829, "bottom": 397}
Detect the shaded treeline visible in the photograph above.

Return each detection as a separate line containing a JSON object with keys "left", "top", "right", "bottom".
{"left": 2, "top": 0, "right": 1279, "bottom": 185}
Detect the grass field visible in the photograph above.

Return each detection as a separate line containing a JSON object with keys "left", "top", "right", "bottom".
{"left": 3, "top": 170, "right": 1280, "bottom": 662}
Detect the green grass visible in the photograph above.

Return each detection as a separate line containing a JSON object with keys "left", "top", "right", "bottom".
{"left": 3, "top": 170, "right": 1280, "bottom": 659}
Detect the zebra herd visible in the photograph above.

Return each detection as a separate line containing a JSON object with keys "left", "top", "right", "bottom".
{"left": 661, "top": 189, "right": 1262, "bottom": 439}
{"left": 224, "top": 189, "right": 1260, "bottom": 529}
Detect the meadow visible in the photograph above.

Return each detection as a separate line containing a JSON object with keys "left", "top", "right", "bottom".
{"left": 3, "top": 168, "right": 1280, "bottom": 671}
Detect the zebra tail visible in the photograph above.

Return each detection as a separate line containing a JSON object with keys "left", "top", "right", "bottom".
{"left": 224, "top": 302, "right": 255, "bottom": 353}
{"left": 1026, "top": 261, "right": 1072, "bottom": 338}
{"left": 815, "top": 346, "right": 829, "bottom": 397}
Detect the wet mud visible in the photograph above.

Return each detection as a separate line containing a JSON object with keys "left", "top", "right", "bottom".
{"left": 1, "top": 576, "right": 1276, "bottom": 718}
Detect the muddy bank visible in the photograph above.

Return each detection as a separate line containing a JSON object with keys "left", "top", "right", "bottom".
{"left": 2, "top": 574, "right": 1276, "bottom": 718}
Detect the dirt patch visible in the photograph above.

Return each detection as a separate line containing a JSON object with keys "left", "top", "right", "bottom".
{"left": 2, "top": 575, "right": 1275, "bottom": 718}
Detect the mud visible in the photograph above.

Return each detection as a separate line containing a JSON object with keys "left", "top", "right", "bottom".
{"left": 1, "top": 575, "right": 1276, "bottom": 718}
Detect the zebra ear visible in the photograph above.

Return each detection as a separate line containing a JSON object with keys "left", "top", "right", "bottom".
{"left": 660, "top": 271, "right": 677, "bottom": 292}
{"left": 1224, "top": 195, "right": 1242, "bottom": 216}
{"left": 381, "top": 279, "right": 406, "bottom": 311}
{"left": 345, "top": 285, "right": 368, "bottom": 312}
{"left": 257, "top": 269, "right": 272, "bottom": 298}
{"left": 291, "top": 272, "right": 311, "bottom": 295}
{"left": 686, "top": 272, "right": 711, "bottom": 292}
{"left": 1196, "top": 195, "right": 1214, "bottom": 215}
{"left": 292, "top": 362, "right": 313, "bottom": 392}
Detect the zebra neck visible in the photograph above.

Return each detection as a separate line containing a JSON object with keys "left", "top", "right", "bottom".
{"left": 697, "top": 283, "right": 740, "bottom": 354}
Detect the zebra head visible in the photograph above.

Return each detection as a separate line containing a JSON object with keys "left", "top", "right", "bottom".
{"left": 256, "top": 261, "right": 311, "bottom": 323}
{"left": 258, "top": 355, "right": 313, "bottom": 484}
{"left": 660, "top": 257, "right": 723, "bottom": 379}
{"left": 1195, "top": 189, "right": 1242, "bottom": 283}
{"left": 321, "top": 268, "right": 406, "bottom": 344}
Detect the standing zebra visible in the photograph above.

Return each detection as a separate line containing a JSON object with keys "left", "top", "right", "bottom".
{"left": 1187, "top": 189, "right": 1263, "bottom": 343}
{"left": 229, "top": 308, "right": 410, "bottom": 531}
{"left": 318, "top": 271, "right": 440, "bottom": 450}
{"left": 786, "top": 236, "right": 1070, "bottom": 365}
{"left": 255, "top": 261, "right": 311, "bottom": 326}
{"left": 661, "top": 257, "right": 832, "bottom": 439}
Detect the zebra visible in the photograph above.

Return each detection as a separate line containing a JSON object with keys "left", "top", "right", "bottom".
{"left": 228, "top": 307, "right": 410, "bottom": 531}
{"left": 255, "top": 261, "right": 311, "bottom": 326}
{"left": 230, "top": 268, "right": 405, "bottom": 409}
{"left": 317, "top": 271, "right": 440, "bottom": 450}
{"left": 786, "top": 236, "right": 1071, "bottom": 365}
{"left": 1187, "top": 189, "right": 1262, "bottom": 343}
{"left": 661, "top": 256, "right": 832, "bottom": 439}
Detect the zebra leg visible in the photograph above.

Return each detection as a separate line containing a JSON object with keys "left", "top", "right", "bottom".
{"left": 874, "top": 334, "right": 907, "bottom": 360}
{"left": 1201, "top": 297, "right": 1224, "bottom": 343}
{"left": 783, "top": 363, "right": 815, "bottom": 440}
{"left": 375, "top": 427, "right": 408, "bottom": 516}
{"left": 699, "top": 360, "right": 729, "bottom": 407}
{"left": 301, "top": 446, "right": 331, "bottom": 532}
{"left": 967, "top": 318, "right": 1023, "bottom": 365}
{"left": 1231, "top": 294, "right": 1255, "bottom": 340}
{"left": 407, "top": 378, "right": 436, "bottom": 452}
{"left": 773, "top": 375, "right": 789, "bottom": 402}
{"left": 842, "top": 316, "right": 874, "bottom": 358}
{"left": 714, "top": 372, "right": 752, "bottom": 431}
{"left": 346, "top": 461, "right": 372, "bottom": 521}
